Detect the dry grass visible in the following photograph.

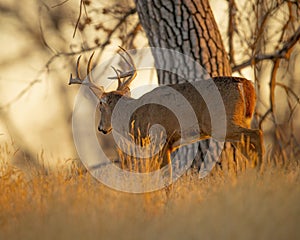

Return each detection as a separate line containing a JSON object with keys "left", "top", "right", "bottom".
{"left": 116, "top": 130, "right": 165, "bottom": 172}
{"left": 1, "top": 142, "right": 300, "bottom": 240}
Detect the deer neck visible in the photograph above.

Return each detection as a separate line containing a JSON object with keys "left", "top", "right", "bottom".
{"left": 110, "top": 95, "right": 136, "bottom": 137}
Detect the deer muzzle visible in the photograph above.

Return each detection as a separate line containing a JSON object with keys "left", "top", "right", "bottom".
{"left": 98, "top": 126, "right": 112, "bottom": 134}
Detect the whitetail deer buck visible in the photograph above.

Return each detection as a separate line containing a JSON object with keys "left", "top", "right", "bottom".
{"left": 69, "top": 48, "right": 264, "bottom": 168}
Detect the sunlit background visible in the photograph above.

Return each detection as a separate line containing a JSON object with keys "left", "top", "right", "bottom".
{"left": 0, "top": 0, "right": 299, "bottom": 169}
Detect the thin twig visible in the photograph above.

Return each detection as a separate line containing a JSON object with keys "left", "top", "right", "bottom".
{"left": 51, "top": 0, "right": 70, "bottom": 8}
{"left": 233, "top": 26, "right": 300, "bottom": 72}
{"left": 73, "top": 0, "right": 84, "bottom": 38}
{"left": 228, "top": 0, "right": 237, "bottom": 68}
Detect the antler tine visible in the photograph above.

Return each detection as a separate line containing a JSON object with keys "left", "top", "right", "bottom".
{"left": 87, "top": 51, "right": 95, "bottom": 84}
{"left": 69, "top": 55, "right": 83, "bottom": 85}
{"left": 76, "top": 55, "right": 82, "bottom": 80}
{"left": 108, "top": 47, "right": 137, "bottom": 80}
{"left": 86, "top": 51, "right": 104, "bottom": 98}
{"left": 111, "top": 66, "right": 122, "bottom": 90}
{"left": 69, "top": 52, "right": 104, "bottom": 99}
{"left": 107, "top": 47, "right": 137, "bottom": 91}
{"left": 118, "top": 46, "right": 137, "bottom": 85}
{"left": 119, "top": 46, "right": 136, "bottom": 69}
{"left": 119, "top": 49, "right": 137, "bottom": 89}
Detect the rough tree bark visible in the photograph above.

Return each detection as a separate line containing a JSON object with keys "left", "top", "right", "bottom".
{"left": 134, "top": 0, "right": 233, "bottom": 171}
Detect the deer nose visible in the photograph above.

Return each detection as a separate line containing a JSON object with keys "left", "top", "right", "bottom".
{"left": 98, "top": 126, "right": 105, "bottom": 133}
{"left": 98, "top": 126, "right": 109, "bottom": 134}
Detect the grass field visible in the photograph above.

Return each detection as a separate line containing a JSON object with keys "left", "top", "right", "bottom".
{"left": 1, "top": 143, "right": 300, "bottom": 240}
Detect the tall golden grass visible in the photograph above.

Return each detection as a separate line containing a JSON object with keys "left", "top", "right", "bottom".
{"left": 116, "top": 128, "right": 165, "bottom": 172}
{"left": 1, "top": 142, "right": 300, "bottom": 240}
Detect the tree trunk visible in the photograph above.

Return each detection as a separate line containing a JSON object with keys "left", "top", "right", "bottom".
{"left": 135, "top": 0, "right": 232, "bottom": 173}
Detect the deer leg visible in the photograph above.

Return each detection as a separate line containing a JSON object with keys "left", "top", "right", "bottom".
{"left": 161, "top": 147, "right": 174, "bottom": 197}
{"left": 160, "top": 144, "right": 172, "bottom": 167}
{"left": 244, "top": 128, "right": 264, "bottom": 164}
{"left": 226, "top": 126, "right": 264, "bottom": 165}
{"left": 158, "top": 143, "right": 173, "bottom": 184}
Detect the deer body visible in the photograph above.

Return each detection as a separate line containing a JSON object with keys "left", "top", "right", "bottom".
{"left": 69, "top": 48, "right": 264, "bottom": 169}
{"left": 99, "top": 77, "right": 263, "bottom": 166}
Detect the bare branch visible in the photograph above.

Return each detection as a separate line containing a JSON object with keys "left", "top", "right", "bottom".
{"left": 269, "top": 58, "right": 280, "bottom": 113}
{"left": 228, "top": 0, "right": 238, "bottom": 67}
{"left": 73, "top": 0, "right": 88, "bottom": 38}
{"left": 276, "top": 82, "right": 300, "bottom": 103}
{"left": 51, "top": 0, "right": 70, "bottom": 8}
{"left": 233, "top": 26, "right": 300, "bottom": 72}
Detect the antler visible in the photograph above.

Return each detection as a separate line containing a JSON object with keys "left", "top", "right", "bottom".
{"left": 69, "top": 52, "right": 104, "bottom": 99}
{"left": 108, "top": 46, "right": 137, "bottom": 91}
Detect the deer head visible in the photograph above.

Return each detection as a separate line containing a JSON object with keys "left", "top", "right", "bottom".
{"left": 69, "top": 47, "right": 137, "bottom": 134}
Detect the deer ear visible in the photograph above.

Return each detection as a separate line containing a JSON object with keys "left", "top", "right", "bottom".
{"left": 123, "top": 87, "right": 131, "bottom": 97}
{"left": 100, "top": 96, "right": 107, "bottom": 104}
{"left": 89, "top": 85, "right": 104, "bottom": 99}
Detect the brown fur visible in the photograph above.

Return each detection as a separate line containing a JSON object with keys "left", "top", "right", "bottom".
{"left": 98, "top": 77, "right": 264, "bottom": 167}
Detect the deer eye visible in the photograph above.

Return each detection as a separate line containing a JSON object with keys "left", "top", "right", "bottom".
{"left": 100, "top": 98, "right": 107, "bottom": 105}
